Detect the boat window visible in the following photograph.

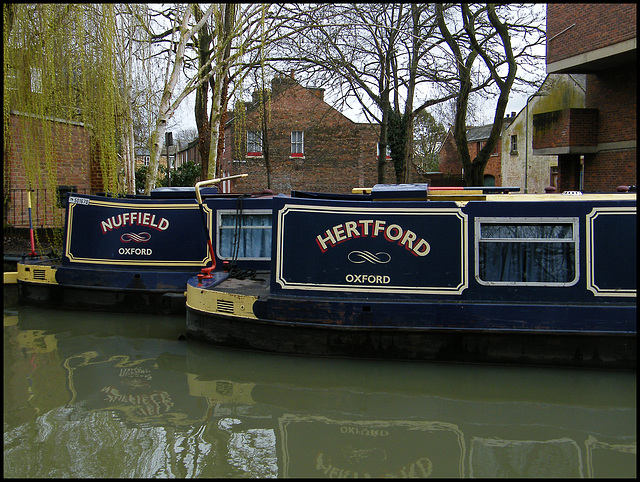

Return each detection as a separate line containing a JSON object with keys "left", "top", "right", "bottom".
{"left": 475, "top": 218, "right": 578, "bottom": 286}
{"left": 217, "top": 210, "right": 271, "bottom": 260}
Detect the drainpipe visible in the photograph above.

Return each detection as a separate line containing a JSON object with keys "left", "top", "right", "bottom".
{"left": 525, "top": 92, "right": 548, "bottom": 193}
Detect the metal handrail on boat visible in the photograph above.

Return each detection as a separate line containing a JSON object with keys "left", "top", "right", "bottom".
{"left": 195, "top": 174, "right": 248, "bottom": 204}
{"left": 195, "top": 174, "right": 248, "bottom": 274}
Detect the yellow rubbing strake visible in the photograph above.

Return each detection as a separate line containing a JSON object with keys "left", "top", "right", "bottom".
{"left": 186, "top": 283, "right": 258, "bottom": 319}
{"left": 17, "top": 263, "right": 58, "bottom": 284}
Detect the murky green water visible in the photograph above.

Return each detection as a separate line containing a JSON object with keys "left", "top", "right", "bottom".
{"left": 3, "top": 299, "right": 636, "bottom": 478}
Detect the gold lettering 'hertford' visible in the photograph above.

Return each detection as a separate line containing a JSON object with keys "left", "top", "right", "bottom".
{"left": 316, "top": 219, "right": 431, "bottom": 257}
{"left": 100, "top": 212, "right": 169, "bottom": 234}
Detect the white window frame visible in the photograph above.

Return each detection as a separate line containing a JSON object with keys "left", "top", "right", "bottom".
{"left": 291, "top": 130, "right": 304, "bottom": 157}
{"left": 377, "top": 143, "right": 391, "bottom": 159}
{"left": 6, "top": 68, "right": 18, "bottom": 91}
{"left": 246, "top": 130, "right": 263, "bottom": 157}
{"left": 474, "top": 217, "right": 579, "bottom": 287}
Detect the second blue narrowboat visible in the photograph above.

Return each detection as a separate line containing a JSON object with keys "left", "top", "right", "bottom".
{"left": 185, "top": 184, "right": 636, "bottom": 369}
{"left": 16, "top": 175, "right": 275, "bottom": 314}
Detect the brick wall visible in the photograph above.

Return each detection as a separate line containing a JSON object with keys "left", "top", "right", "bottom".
{"left": 533, "top": 109, "right": 599, "bottom": 149}
{"left": 221, "top": 78, "right": 398, "bottom": 194}
{"left": 438, "top": 130, "right": 504, "bottom": 186}
{"left": 585, "top": 65, "right": 636, "bottom": 191}
{"left": 546, "top": 4, "right": 636, "bottom": 192}
{"left": 584, "top": 150, "right": 636, "bottom": 191}
{"left": 5, "top": 113, "right": 95, "bottom": 227}
{"left": 586, "top": 70, "right": 637, "bottom": 144}
{"left": 547, "top": 4, "right": 637, "bottom": 64}
{"left": 438, "top": 131, "right": 462, "bottom": 177}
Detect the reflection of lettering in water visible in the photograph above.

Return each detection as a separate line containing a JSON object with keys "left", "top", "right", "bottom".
{"left": 339, "top": 425, "right": 390, "bottom": 437}
{"left": 315, "top": 452, "right": 433, "bottom": 478}
{"left": 119, "top": 367, "right": 152, "bottom": 379}
{"left": 341, "top": 445, "right": 387, "bottom": 463}
{"left": 101, "top": 386, "right": 174, "bottom": 417}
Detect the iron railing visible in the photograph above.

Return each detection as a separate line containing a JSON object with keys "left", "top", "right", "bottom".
{"left": 4, "top": 188, "right": 89, "bottom": 229}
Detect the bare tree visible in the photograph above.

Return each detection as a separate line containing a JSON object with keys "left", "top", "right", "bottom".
{"left": 188, "top": 4, "right": 311, "bottom": 181}
{"left": 413, "top": 110, "right": 447, "bottom": 172}
{"left": 435, "top": 3, "right": 545, "bottom": 186}
{"left": 275, "top": 3, "right": 544, "bottom": 185}
{"left": 114, "top": 4, "right": 151, "bottom": 194}
{"left": 131, "top": 4, "right": 215, "bottom": 194}
{"left": 279, "top": 4, "right": 465, "bottom": 183}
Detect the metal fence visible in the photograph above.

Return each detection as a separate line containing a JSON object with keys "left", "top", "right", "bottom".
{"left": 4, "top": 188, "right": 89, "bottom": 229}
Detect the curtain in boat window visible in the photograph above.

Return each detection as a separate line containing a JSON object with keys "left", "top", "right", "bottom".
{"left": 478, "top": 223, "right": 576, "bottom": 284}
{"left": 219, "top": 213, "right": 271, "bottom": 259}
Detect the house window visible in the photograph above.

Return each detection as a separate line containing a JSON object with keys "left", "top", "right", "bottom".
{"left": 247, "top": 131, "right": 263, "bottom": 157}
{"left": 291, "top": 131, "right": 304, "bottom": 157}
{"left": 30, "top": 67, "right": 42, "bottom": 94}
{"left": 6, "top": 68, "right": 18, "bottom": 90}
{"left": 510, "top": 135, "right": 518, "bottom": 154}
{"left": 475, "top": 218, "right": 578, "bottom": 286}
{"left": 377, "top": 143, "right": 391, "bottom": 160}
{"left": 217, "top": 210, "right": 272, "bottom": 260}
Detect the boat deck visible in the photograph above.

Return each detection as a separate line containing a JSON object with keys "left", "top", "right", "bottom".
{"left": 212, "top": 271, "right": 271, "bottom": 299}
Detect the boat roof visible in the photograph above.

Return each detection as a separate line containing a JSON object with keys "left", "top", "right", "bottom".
{"left": 351, "top": 185, "right": 636, "bottom": 204}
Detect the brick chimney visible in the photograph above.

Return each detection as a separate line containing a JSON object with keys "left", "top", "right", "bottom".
{"left": 271, "top": 73, "right": 297, "bottom": 97}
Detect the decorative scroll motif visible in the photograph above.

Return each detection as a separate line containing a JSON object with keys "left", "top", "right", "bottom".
{"left": 120, "top": 232, "right": 151, "bottom": 243}
{"left": 348, "top": 251, "right": 391, "bottom": 265}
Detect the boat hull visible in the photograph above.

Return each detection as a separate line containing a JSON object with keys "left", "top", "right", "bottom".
{"left": 18, "top": 279, "right": 186, "bottom": 315}
{"left": 186, "top": 305, "right": 635, "bottom": 369}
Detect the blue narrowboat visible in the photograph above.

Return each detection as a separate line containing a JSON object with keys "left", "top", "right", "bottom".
{"left": 185, "top": 184, "right": 636, "bottom": 369}
{"left": 16, "top": 175, "right": 274, "bottom": 314}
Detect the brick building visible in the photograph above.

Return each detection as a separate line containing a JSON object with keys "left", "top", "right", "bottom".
{"left": 4, "top": 112, "right": 101, "bottom": 228}
{"left": 438, "top": 117, "right": 515, "bottom": 187}
{"left": 502, "top": 74, "right": 586, "bottom": 193}
{"left": 532, "top": 3, "right": 636, "bottom": 192}
{"left": 220, "top": 75, "right": 397, "bottom": 194}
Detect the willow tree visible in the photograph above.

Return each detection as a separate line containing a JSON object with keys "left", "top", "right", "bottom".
{"left": 3, "top": 4, "right": 125, "bottom": 202}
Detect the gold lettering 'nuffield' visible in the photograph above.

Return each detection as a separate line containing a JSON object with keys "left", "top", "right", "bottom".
{"left": 100, "top": 212, "right": 169, "bottom": 234}
{"left": 316, "top": 219, "right": 430, "bottom": 257}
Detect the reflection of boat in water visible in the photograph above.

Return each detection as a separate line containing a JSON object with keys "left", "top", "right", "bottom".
{"left": 164, "top": 342, "right": 637, "bottom": 478}
{"left": 15, "top": 175, "right": 274, "bottom": 314}
{"left": 5, "top": 306, "right": 636, "bottom": 478}
{"left": 186, "top": 185, "right": 636, "bottom": 369}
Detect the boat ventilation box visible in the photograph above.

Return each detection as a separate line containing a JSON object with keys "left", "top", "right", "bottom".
{"left": 371, "top": 183, "right": 429, "bottom": 201}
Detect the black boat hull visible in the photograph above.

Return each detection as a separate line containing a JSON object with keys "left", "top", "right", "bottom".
{"left": 185, "top": 306, "right": 636, "bottom": 370}
{"left": 18, "top": 280, "right": 186, "bottom": 315}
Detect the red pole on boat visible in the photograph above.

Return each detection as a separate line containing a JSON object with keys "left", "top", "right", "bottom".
{"left": 27, "top": 190, "right": 38, "bottom": 257}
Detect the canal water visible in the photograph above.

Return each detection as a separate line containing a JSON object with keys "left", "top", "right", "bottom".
{"left": 4, "top": 299, "right": 636, "bottom": 478}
